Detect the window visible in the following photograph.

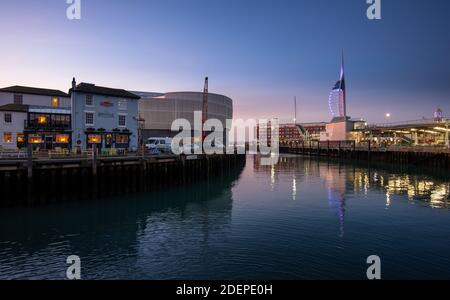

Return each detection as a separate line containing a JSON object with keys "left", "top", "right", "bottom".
{"left": 17, "top": 134, "right": 25, "bottom": 144}
{"left": 37, "top": 115, "right": 48, "bottom": 124}
{"left": 51, "top": 97, "right": 60, "bottom": 108}
{"left": 3, "top": 132, "right": 13, "bottom": 144}
{"left": 115, "top": 135, "right": 129, "bottom": 144}
{"left": 29, "top": 135, "right": 43, "bottom": 144}
{"left": 118, "top": 114, "right": 126, "bottom": 127}
{"left": 56, "top": 134, "right": 70, "bottom": 144}
{"left": 85, "top": 95, "right": 93, "bottom": 106}
{"left": 85, "top": 112, "right": 94, "bottom": 126}
{"left": 4, "top": 113, "right": 12, "bottom": 123}
{"left": 87, "top": 134, "right": 101, "bottom": 144}
{"left": 14, "top": 94, "right": 23, "bottom": 104}
{"left": 118, "top": 100, "right": 127, "bottom": 110}
{"left": 51, "top": 114, "right": 70, "bottom": 128}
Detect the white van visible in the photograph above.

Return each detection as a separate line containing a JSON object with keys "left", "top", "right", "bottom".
{"left": 145, "top": 137, "right": 173, "bottom": 153}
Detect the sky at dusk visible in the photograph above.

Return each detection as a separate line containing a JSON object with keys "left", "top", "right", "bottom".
{"left": 1, "top": 0, "right": 449, "bottom": 123}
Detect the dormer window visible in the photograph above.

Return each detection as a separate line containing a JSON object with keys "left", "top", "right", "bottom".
{"left": 14, "top": 94, "right": 23, "bottom": 104}
{"left": 51, "top": 97, "right": 60, "bottom": 108}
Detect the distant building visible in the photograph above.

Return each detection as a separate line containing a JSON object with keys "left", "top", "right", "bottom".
{"left": 328, "top": 54, "right": 347, "bottom": 119}
{"left": 300, "top": 122, "right": 327, "bottom": 141}
{"left": 320, "top": 117, "right": 367, "bottom": 142}
{"left": 135, "top": 91, "right": 233, "bottom": 142}
{"left": 257, "top": 122, "right": 307, "bottom": 146}
{"left": 321, "top": 54, "right": 367, "bottom": 142}
{"left": 70, "top": 79, "right": 140, "bottom": 151}
{"left": 434, "top": 108, "right": 444, "bottom": 122}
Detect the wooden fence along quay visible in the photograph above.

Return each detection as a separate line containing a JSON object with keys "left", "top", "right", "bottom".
{"left": 280, "top": 141, "right": 450, "bottom": 168}
{"left": 0, "top": 149, "right": 246, "bottom": 207}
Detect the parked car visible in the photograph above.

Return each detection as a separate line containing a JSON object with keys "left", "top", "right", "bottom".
{"left": 182, "top": 143, "right": 201, "bottom": 154}
{"left": 145, "top": 137, "right": 172, "bottom": 153}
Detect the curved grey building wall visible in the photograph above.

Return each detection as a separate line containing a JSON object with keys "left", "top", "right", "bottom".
{"left": 136, "top": 91, "right": 233, "bottom": 139}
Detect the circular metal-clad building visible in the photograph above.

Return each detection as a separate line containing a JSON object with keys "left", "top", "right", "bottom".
{"left": 135, "top": 91, "right": 233, "bottom": 141}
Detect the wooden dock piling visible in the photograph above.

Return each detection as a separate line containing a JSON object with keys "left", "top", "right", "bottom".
{"left": 0, "top": 154, "right": 246, "bottom": 207}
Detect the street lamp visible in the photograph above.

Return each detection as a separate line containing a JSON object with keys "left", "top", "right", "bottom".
{"left": 384, "top": 113, "right": 392, "bottom": 145}
{"left": 446, "top": 120, "right": 449, "bottom": 149}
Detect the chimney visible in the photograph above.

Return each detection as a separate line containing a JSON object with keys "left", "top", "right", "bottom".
{"left": 72, "top": 77, "right": 76, "bottom": 90}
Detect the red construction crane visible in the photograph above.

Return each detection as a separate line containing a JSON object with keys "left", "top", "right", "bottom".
{"left": 202, "top": 77, "right": 209, "bottom": 142}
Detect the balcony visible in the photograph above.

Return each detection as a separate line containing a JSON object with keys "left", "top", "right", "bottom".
{"left": 25, "top": 119, "right": 71, "bottom": 131}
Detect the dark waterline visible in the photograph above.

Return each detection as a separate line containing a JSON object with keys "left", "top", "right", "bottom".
{"left": 0, "top": 155, "right": 449, "bottom": 280}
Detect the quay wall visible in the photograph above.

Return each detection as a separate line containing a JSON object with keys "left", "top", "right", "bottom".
{"left": 280, "top": 143, "right": 450, "bottom": 169}
{"left": 0, "top": 154, "right": 246, "bottom": 207}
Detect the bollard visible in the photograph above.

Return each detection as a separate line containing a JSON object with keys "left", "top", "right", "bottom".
{"left": 92, "top": 144, "right": 98, "bottom": 176}
{"left": 27, "top": 143, "right": 33, "bottom": 179}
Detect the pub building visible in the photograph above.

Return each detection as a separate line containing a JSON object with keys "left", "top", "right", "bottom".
{"left": 0, "top": 104, "right": 71, "bottom": 150}
{"left": 0, "top": 85, "right": 71, "bottom": 150}
{"left": 70, "top": 78, "right": 141, "bottom": 151}
{"left": 25, "top": 106, "right": 72, "bottom": 150}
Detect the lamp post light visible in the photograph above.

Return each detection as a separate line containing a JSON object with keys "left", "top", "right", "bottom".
{"left": 446, "top": 120, "right": 449, "bottom": 149}
{"left": 384, "top": 113, "right": 392, "bottom": 145}
{"left": 385, "top": 113, "right": 391, "bottom": 122}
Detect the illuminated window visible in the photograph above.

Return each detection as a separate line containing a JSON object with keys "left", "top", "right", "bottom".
{"left": 38, "top": 115, "right": 48, "bottom": 124}
{"left": 85, "top": 112, "right": 94, "bottom": 126}
{"left": 4, "top": 113, "right": 12, "bottom": 123}
{"left": 56, "top": 134, "right": 70, "bottom": 144}
{"left": 17, "top": 134, "right": 25, "bottom": 143}
{"left": 88, "top": 134, "right": 101, "bottom": 144}
{"left": 118, "top": 115, "right": 126, "bottom": 127}
{"left": 14, "top": 94, "right": 23, "bottom": 104}
{"left": 115, "top": 135, "right": 129, "bottom": 144}
{"left": 3, "top": 132, "right": 13, "bottom": 144}
{"left": 28, "top": 135, "right": 43, "bottom": 144}
{"left": 51, "top": 97, "right": 60, "bottom": 108}
{"left": 85, "top": 95, "right": 93, "bottom": 106}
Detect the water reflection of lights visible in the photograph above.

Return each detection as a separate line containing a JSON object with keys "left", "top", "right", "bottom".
{"left": 256, "top": 156, "right": 449, "bottom": 209}
{"left": 386, "top": 192, "right": 391, "bottom": 208}
{"left": 292, "top": 175, "right": 297, "bottom": 201}
{"left": 430, "top": 185, "right": 449, "bottom": 208}
{"left": 270, "top": 165, "right": 276, "bottom": 191}
{"left": 384, "top": 176, "right": 449, "bottom": 209}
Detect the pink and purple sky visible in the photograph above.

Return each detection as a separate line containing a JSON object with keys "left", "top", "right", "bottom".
{"left": 1, "top": 0, "right": 449, "bottom": 123}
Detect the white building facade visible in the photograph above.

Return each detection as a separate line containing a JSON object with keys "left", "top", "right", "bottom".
{"left": 0, "top": 86, "right": 71, "bottom": 150}
{"left": 0, "top": 104, "right": 27, "bottom": 150}
{"left": 0, "top": 86, "right": 70, "bottom": 108}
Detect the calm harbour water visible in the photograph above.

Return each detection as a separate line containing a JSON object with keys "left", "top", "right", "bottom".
{"left": 1, "top": 155, "right": 450, "bottom": 280}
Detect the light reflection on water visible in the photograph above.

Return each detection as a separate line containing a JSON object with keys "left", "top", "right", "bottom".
{"left": 0, "top": 155, "right": 449, "bottom": 280}
{"left": 260, "top": 155, "right": 449, "bottom": 210}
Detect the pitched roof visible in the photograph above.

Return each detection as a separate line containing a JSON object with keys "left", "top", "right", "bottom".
{"left": 71, "top": 83, "right": 141, "bottom": 99}
{"left": 0, "top": 86, "right": 69, "bottom": 98}
{"left": 0, "top": 103, "right": 29, "bottom": 112}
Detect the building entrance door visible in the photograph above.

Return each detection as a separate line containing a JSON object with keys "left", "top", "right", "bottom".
{"left": 45, "top": 135, "right": 54, "bottom": 150}
{"left": 104, "top": 133, "right": 113, "bottom": 148}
